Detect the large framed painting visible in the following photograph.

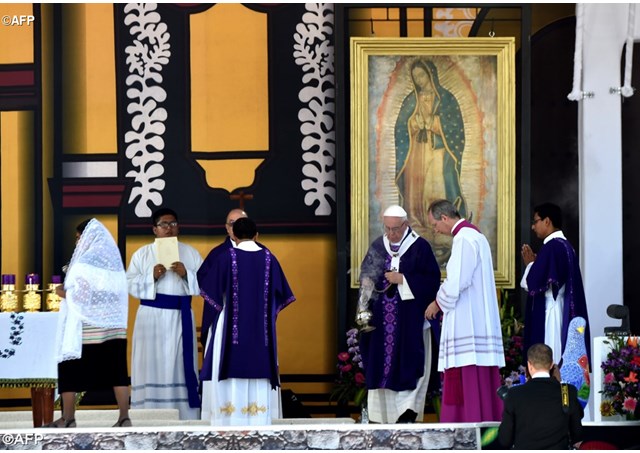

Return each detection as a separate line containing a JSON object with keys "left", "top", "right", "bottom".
{"left": 350, "top": 37, "right": 515, "bottom": 288}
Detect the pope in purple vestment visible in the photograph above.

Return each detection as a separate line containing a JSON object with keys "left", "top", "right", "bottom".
{"left": 359, "top": 234, "right": 441, "bottom": 391}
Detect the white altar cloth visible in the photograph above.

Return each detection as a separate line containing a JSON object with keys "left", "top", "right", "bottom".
{"left": 0, "top": 312, "right": 58, "bottom": 386}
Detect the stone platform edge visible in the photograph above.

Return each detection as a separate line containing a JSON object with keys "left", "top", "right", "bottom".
{"left": 0, "top": 423, "right": 490, "bottom": 450}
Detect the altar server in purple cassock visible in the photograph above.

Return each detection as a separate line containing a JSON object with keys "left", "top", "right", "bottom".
{"left": 521, "top": 202, "right": 591, "bottom": 368}
{"left": 199, "top": 217, "right": 295, "bottom": 426}
{"left": 359, "top": 205, "right": 441, "bottom": 424}
{"left": 425, "top": 199, "right": 505, "bottom": 423}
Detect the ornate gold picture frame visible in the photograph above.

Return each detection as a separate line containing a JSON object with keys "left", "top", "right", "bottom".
{"left": 350, "top": 37, "right": 515, "bottom": 288}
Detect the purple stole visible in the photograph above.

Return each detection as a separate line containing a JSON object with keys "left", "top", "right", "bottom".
{"left": 379, "top": 243, "right": 401, "bottom": 387}
{"left": 452, "top": 219, "right": 480, "bottom": 236}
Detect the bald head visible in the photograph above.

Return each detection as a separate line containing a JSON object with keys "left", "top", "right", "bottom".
{"left": 226, "top": 209, "right": 248, "bottom": 237}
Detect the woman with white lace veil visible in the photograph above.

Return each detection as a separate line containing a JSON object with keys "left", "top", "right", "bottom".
{"left": 46, "top": 218, "right": 131, "bottom": 428}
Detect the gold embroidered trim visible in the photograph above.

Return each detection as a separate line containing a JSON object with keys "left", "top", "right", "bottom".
{"left": 241, "top": 402, "right": 267, "bottom": 416}
{"left": 0, "top": 378, "right": 57, "bottom": 388}
{"left": 219, "top": 402, "right": 236, "bottom": 415}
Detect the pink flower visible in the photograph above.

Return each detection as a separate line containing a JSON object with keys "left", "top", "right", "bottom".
{"left": 604, "top": 372, "right": 616, "bottom": 384}
{"left": 622, "top": 397, "right": 637, "bottom": 413}
{"left": 355, "top": 372, "right": 365, "bottom": 385}
{"left": 340, "top": 364, "right": 352, "bottom": 373}
{"left": 337, "top": 352, "right": 350, "bottom": 362}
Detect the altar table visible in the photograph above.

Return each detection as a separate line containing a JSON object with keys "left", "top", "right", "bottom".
{"left": 0, "top": 312, "right": 58, "bottom": 426}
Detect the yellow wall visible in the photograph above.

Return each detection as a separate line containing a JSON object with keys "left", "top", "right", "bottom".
{"left": 0, "top": 4, "right": 34, "bottom": 64}
{"left": 1, "top": 112, "right": 35, "bottom": 282}
{"left": 61, "top": 4, "right": 117, "bottom": 154}
{"left": 190, "top": 4, "right": 269, "bottom": 152}
{"left": 191, "top": 5, "right": 268, "bottom": 192}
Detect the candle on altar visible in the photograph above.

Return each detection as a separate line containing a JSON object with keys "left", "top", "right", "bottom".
{"left": 0, "top": 274, "right": 18, "bottom": 312}
{"left": 51, "top": 275, "right": 62, "bottom": 284}
{"left": 26, "top": 273, "right": 40, "bottom": 285}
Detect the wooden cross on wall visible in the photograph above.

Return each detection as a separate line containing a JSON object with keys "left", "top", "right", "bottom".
{"left": 230, "top": 191, "right": 254, "bottom": 210}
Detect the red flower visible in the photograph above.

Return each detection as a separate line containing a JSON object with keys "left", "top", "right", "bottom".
{"left": 623, "top": 397, "right": 637, "bottom": 413}
{"left": 331, "top": 328, "right": 369, "bottom": 406}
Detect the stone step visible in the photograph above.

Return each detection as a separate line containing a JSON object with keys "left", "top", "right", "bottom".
{"left": 0, "top": 419, "right": 202, "bottom": 430}
{"left": 0, "top": 419, "right": 355, "bottom": 430}
{"left": 273, "top": 417, "right": 356, "bottom": 425}
{"left": 0, "top": 408, "right": 355, "bottom": 429}
{"left": 0, "top": 409, "right": 180, "bottom": 429}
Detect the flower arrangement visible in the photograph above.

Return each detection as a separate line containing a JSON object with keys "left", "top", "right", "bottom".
{"left": 330, "top": 328, "right": 367, "bottom": 407}
{"left": 498, "top": 290, "right": 525, "bottom": 384}
{"left": 600, "top": 335, "right": 639, "bottom": 420}
{"left": 502, "top": 334, "right": 525, "bottom": 378}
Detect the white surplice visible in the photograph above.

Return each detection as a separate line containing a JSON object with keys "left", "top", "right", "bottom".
{"left": 127, "top": 241, "right": 203, "bottom": 420}
{"left": 436, "top": 220, "right": 505, "bottom": 371}
{"left": 520, "top": 230, "right": 567, "bottom": 365}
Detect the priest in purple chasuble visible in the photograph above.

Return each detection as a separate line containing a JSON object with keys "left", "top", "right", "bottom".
{"left": 197, "top": 208, "right": 248, "bottom": 350}
{"left": 425, "top": 199, "right": 505, "bottom": 423}
{"left": 199, "top": 217, "right": 295, "bottom": 426}
{"left": 521, "top": 202, "right": 591, "bottom": 368}
{"left": 359, "top": 205, "right": 441, "bottom": 424}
